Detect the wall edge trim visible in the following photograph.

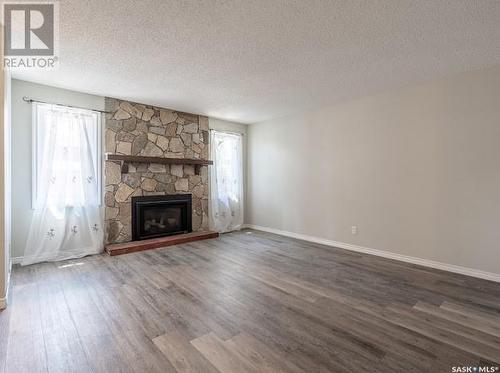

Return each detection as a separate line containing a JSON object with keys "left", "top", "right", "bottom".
{"left": 243, "top": 224, "right": 500, "bottom": 283}
{"left": 10, "top": 256, "right": 22, "bottom": 265}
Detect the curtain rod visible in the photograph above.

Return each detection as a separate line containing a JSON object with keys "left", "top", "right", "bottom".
{"left": 210, "top": 128, "right": 245, "bottom": 136}
{"left": 23, "top": 96, "right": 111, "bottom": 114}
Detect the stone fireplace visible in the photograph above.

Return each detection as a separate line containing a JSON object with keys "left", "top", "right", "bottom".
{"left": 104, "top": 98, "right": 209, "bottom": 244}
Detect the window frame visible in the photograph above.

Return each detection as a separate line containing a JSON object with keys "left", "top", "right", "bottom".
{"left": 211, "top": 129, "right": 244, "bottom": 202}
{"left": 31, "top": 102, "right": 103, "bottom": 209}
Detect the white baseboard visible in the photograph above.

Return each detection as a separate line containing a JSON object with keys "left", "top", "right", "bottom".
{"left": 0, "top": 257, "right": 15, "bottom": 310}
{"left": 0, "top": 257, "right": 16, "bottom": 310}
{"left": 10, "top": 227, "right": 500, "bottom": 283}
{"left": 10, "top": 256, "right": 23, "bottom": 265}
{"left": 243, "top": 224, "right": 500, "bottom": 283}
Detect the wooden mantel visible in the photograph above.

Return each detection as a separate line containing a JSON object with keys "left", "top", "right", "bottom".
{"left": 105, "top": 153, "right": 213, "bottom": 174}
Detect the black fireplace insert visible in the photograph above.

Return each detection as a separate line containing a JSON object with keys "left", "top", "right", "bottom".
{"left": 131, "top": 194, "right": 192, "bottom": 241}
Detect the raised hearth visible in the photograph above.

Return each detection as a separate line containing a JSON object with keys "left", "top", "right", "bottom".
{"left": 105, "top": 231, "right": 219, "bottom": 256}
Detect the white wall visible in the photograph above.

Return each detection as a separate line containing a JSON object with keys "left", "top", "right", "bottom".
{"left": 0, "top": 67, "right": 11, "bottom": 309}
{"left": 247, "top": 65, "right": 500, "bottom": 276}
{"left": 209, "top": 117, "right": 247, "bottom": 135}
{"left": 10, "top": 79, "right": 105, "bottom": 260}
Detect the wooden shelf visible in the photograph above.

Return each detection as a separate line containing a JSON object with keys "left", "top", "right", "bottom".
{"left": 105, "top": 231, "right": 219, "bottom": 256}
{"left": 105, "top": 153, "right": 213, "bottom": 174}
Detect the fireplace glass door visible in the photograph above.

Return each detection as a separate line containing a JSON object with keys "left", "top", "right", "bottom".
{"left": 132, "top": 194, "right": 192, "bottom": 240}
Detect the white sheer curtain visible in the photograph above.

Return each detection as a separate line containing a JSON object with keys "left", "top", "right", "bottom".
{"left": 22, "top": 103, "right": 104, "bottom": 265}
{"left": 209, "top": 130, "right": 244, "bottom": 233}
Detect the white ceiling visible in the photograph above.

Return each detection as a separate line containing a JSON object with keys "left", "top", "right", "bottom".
{"left": 13, "top": 0, "right": 500, "bottom": 124}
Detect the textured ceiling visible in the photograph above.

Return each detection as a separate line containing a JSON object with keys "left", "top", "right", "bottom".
{"left": 13, "top": 0, "right": 500, "bottom": 124}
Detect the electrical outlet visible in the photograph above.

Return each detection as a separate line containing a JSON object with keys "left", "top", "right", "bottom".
{"left": 351, "top": 226, "right": 357, "bottom": 235}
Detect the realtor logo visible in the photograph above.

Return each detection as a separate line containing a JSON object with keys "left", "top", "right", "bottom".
{"left": 2, "top": 1, "right": 59, "bottom": 70}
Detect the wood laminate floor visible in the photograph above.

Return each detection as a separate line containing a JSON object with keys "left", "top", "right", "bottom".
{"left": 1, "top": 229, "right": 499, "bottom": 372}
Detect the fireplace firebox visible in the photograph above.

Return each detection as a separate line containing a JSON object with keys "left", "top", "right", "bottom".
{"left": 131, "top": 194, "right": 192, "bottom": 241}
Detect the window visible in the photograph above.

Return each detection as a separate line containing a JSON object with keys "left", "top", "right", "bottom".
{"left": 209, "top": 130, "right": 244, "bottom": 232}
{"left": 32, "top": 103, "right": 102, "bottom": 208}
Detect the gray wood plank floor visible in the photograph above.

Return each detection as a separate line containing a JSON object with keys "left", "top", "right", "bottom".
{"left": 1, "top": 229, "right": 499, "bottom": 372}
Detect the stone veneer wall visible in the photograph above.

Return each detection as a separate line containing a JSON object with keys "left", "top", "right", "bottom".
{"left": 104, "top": 98, "right": 209, "bottom": 244}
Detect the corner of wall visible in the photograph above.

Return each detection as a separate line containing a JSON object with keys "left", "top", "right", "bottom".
{"left": 1, "top": 64, "right": 12, "bottom": 305}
